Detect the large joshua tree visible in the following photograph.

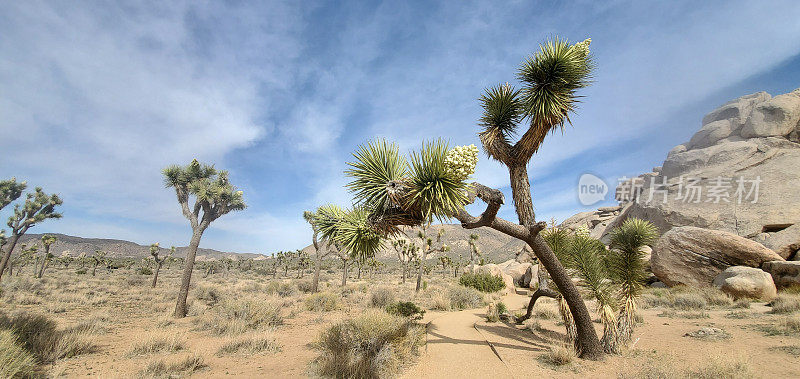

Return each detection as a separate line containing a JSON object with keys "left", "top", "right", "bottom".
{"left": 163, "top": 159, "right": 246, "bottom": 318}
{"left": 343, "top": 37, "right": 603, "bottom": 358}
{"left": 0, "top": 183, "right": 63, "bottom": 281}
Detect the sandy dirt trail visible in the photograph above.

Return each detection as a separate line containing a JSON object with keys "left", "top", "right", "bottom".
{"left": 402, "top": 292, "right": 533, "bottom": 379}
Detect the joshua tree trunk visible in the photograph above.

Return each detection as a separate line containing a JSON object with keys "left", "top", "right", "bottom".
{"left": 341, "top": 259, "right": 348, "bottom": 287}
{"left": 152, "top": 261, "right": 163, "bottom": 288}
{"left": 0, "top": 233, "right": 23, "bottom": 282}
{"left": 174, "top": 227, "right": 205, "bottom": 318}
{"left": 506, "top": 162, "right": 602, "bottom": 359}
{"left": 455, "top": 181, "right": 603, "bottom": 360}
{"left": 312, "top": 257, "right": 322, "bottom": 292}
{"left": 37, "top": 257, "right": 46, "bottom": 278}
{"left": 92, "top": 262, "right": 98, "bottom": 276}
{"left": 401, "top": 262, "right": 407, "bottom": 283}
{"left": 415, "top": 251, "right": 427, "bottom": 292}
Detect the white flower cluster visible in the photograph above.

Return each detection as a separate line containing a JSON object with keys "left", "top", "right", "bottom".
{"left": 575, "top": 225, "right": 590, "bottom": 238}
{"left": 573, "top": 38, "right": 591, "bottom": 57}
{"left": 445, "top": 144, "right": 479, "bottom": 181}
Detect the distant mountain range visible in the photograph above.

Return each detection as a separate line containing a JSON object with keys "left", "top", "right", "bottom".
{"left": 12, "top": 233, "right": 265, "bottom": 261}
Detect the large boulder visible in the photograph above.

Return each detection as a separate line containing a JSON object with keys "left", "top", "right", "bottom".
{"left": 757, "top": 224, "right": 800, "bottom": 260}
{"left": 497, "top": 259, "right": 537, "bottom": 288}
{"left": 762, "top": 261, "right": 800, "bottom": 289}
{"left": 740, "top": 90, "right": 800, "bottom": 138}
{"left": 651, "top": 226, "right": 784, "bottom": 287}
{"left": 712, "top": 266, "right": 777, "bottom": 300}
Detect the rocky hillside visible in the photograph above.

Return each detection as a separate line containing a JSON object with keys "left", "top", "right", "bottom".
{"left": 12, "top": 233, "right": 264, "bottom": 260}
{"left": 303, "top": 223, "right": 528, "bottom": 264}
{"left": 561, "top": 88, "right": 800, "bottom": 262}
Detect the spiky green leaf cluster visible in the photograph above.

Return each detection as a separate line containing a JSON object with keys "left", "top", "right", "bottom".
{"left": 345, "top": 140, "right": 408, "bottom": 211}
{"left": 162, "top": 159, "right": 246, "bottom": 220}
{"left": 311, "top": 204, "right": 383, "bottom": 261}
{"left": 607, "top": 218, "right": 659, "bottom": 300}
{"left": 8, "top": 187, "right": 62, "bottom": 231}
{"left": 0, "top": 178, "right": 26, "bottom": 211}
{"left": 407, "top": 140, "right": 468, "bottom": 224}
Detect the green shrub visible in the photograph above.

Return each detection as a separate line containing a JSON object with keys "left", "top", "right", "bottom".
{"left": 75, "top": 268, "right": 87, "bottom": 275}
{"left": 449, "top": 286, "right": 485, "bottom": 310}
{"left": 459, "top": 272, "right": 505, "bottom": 293}
{"left": 312, "top": 310, "right": 424, "bottom": 378}
{"left": 305, "top": 292, "right": 339, "bottom": 312}
{"left": 496, "top": 301, "right": 508, "bottom": 315}
{"left": 137, "top": 267, "right": 153, "bottom": 275}
{"left": 370, "top": 287, "right": 396, "bottom": 308}
{"left": 0, "top": 330, "right": 37, "bottom": 378}
{"left": 386, "top": 302, "right": 425, "bottom": 320}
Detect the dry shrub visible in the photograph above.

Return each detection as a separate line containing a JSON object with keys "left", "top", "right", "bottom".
{"left": 215, "top": 334, "right": 281, "bottom": 356}
{"left": 770, "top": 294, "right": 800, "bottom": 314}
{"left": 671, "top": 292, "right": 707, "bottom": 310}
{"left": 687, "top": 356, "right": 752, "bottom": 378}
{"left": 138, "top": 353, "right": 205, "bottom": 378}
{"left": 448, "top": 286, "right": 484, "bottom": 310}
{"left": 312, "top": 309, "right": 424, "bottom": 378}
{"left": 127, "top": 334, "right": 186, "bottom": 357}
{"left": 540, "top": 344, "right": 574, "bottom": 366}
{"left": 195, "top": 299, "right": 283, "bottom": 335}
{"left": 296, "top": 279, "right": 315, "bottom": 293}
{"left": 761, "top": 315, "right": 800, "bottom": 336}
{"left": 429, "top": 291, "right": 451, "bottom": 311}
{"left": 370, "top": 287, "right": 395, "bottom": 308}
{"left": 697, "top": 287, "right": 733, "bottom": 307}
{"left": 194, "top": 285, "right": 223, "bottom": 306}
{"left": 266, "top": 281, "right": 298, "bottom": 297}
{"left": 0, "top": 310, "right": 96, "bottom": 363}
{"left": 305, "top": 292, "right": 339, "bottom": 312}
{"left": 531, "top": 302, "right": 560, "bottom": 320}
{"left": 0, "top": 329, "right": 37, "bottom": 378}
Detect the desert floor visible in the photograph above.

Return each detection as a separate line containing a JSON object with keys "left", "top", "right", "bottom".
{"left": 1, "top": 266, "right": 799, "bottom": 378}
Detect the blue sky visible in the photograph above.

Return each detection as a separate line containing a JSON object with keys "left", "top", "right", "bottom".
{"left": 1, "top": 1, "right": 799, "bottom": 254}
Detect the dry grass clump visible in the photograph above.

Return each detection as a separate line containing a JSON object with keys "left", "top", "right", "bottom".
{"left": 296, "top": 279, "right": 315, "bottom": 293}
{"left": 266, "top": 281, "right": 298, "bottom": 297}
{"left": 671, "top": 292, "right": 708, "bottom": 310}
{"left": 195, "top": 299, "right": 283, "bottom": 335}
{"left": 67, "top": 315, "right": 111, "bottom": 335}
{"left": 769, "top": 293, "right": 800, "bottom": 314}
{"left": 127, "top": 334, "right": 186, "bottom": 357}
{"left": 0, "top": 310, "right": 97, "bottom": 363}
{"left": 305, "top": 292, "right": 339, "bottom": 312}
{"left": 428, "top": 291, "right": 451, "bottom": 311}
{"left": 641, "top": 286, "right": 734, "bottom": 310}
{"left": 540, "top": 344, "right": 575, "bottom": 367}
{"left": 687, "top": 356, "right": 753, "bottom": 378}
{"left": 531, "top": 301, "right": 560, "bottom": 320}
{"left": 312, "top": 309, "right": 425, "bottom": 378}
{"left": 369, "top": 287, "right": 396, "bottom": 308}
{"left": 760, "top": 315, "right": 800, "bottom": 336}
{"left": 769, "top": 344, "right": 800, "bottom": 357}
{"left": 194, "top": 285, "right": 223, "bottom": 306}
{"left": 0, "top": 329, "right": 38, "bottom": 378}
{"left": 448, "top": 286, "right": 485, "bottom": 310}
{"left": 138, "top": 353, "right": 205, "bottom": 378}
{"left": 658, "top": 310, "right": 710, "bottom": 319}
{"left": 215, "top": 334, "right": 281, "bottom": 356}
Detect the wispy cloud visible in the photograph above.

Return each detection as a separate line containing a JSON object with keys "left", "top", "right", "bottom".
{"left": 1, "top": 1, "right": 799, "bottom": 252}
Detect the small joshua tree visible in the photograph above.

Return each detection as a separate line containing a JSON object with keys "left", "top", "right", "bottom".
{"left": 414, "top": 228, "right": 448, "bottom": 292}
{"left": 304, "top": 210, "right": 331, "bottom": 292}
{"left": 0, "top": 182, "right": 62, "bottom": 281}
{"left": 150, "top": 243, "right": 170, "bottom": 288}
{"left": 438, "top": 255, "right": 452, "bottom": 277}
{"left": 163, "top": 159, "right": 246, "bottom": 318}
{"left": 36, "top": 235, "right": 57, "bottom": 278}
{"left": 91, "top": 250, "right": 106, "bottom": 276}
{"left": 391, "top": 238, "right": 417, "bottom": 284}
{"left": 468, "top": 233, "right": 482, "bottom": 266}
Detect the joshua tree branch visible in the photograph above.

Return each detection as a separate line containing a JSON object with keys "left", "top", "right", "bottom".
{"left": 455, "top": 182, "right": 546, "bottom": 242}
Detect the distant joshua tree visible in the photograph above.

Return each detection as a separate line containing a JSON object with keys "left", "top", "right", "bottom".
{"left": 0, "top": 179, "right": 62, "bottom": 281}
{"left": 468, "top": 233, "right": 481, "bottom": 266}
{"left": 391, "top": 239, "right": 417, "bottom": 284}
{"left": 36, "top": 235, "right": 57, "bottom": 278}
{"left": 149, "top": 243, "right": 171, "bottom": 288}
{"left": 304, "top": 210, "right": 331, "bottom": 292}
{"left": 438, "top": 255, "right": 452, "bottom": 277}
{"left": 162, "top": 159, "right": 246, "bottom": 318}
{"left": 414, "top": 228, "right": 448, "bottom": 293}
{"left": 91, "top": 250, "right": 106, "bottom": 276}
